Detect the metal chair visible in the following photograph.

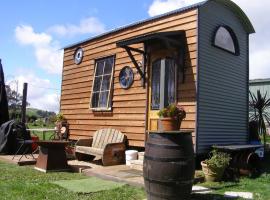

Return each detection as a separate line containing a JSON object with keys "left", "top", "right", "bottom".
{"left": 12, "top": 127, "right": 37, "bottom": 161}
{"left": 12, "top": 138, "right": 35, "bottom": 161}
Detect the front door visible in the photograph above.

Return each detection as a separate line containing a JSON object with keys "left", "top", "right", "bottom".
{"left": 148, "top": 50, "right": 180, "bottom": 131}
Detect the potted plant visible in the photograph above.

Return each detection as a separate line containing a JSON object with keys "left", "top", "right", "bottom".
{"left": 65, "top": 142, "right": 76, "bottom": 160}
{"left": 157, "top": 104, "right": 186, "bottom": 131}
{"left": 54, "top": 113, "right": 68, "bottom": 139}
{"left": 201, "top": 149, "right": 231, "bottom": 182}
{"left": 55, "top": 113, "right": 66, "bottom": 123}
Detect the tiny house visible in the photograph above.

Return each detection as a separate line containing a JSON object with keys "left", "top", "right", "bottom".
{"left": 60, "top": 0, "right": 255, "bottom": 154}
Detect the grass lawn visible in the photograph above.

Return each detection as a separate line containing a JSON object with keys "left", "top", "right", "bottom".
{"left": 1, "top": 158, "right": 270, "bottom": 200}
{"left": 27, "top": 123, "right": 55, "bottom": 140}
{"left": 0, "top": 161, "right": 145, "bottom": 200}
{"left": 195, "top": 174, "right": 270, "bottom": 199}
{"left": 194, "top": 152, "right": 270, "bottom": 200}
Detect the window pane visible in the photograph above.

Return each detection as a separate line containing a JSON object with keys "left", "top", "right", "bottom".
{"left": 151, "top": 60, "right": 161, "bottom": 110}
{"left": 91, "top": 92, "right": 99, "bottom": 108}
{"left": 96, "top": 60, "right": 105, "bottom": 76}
{"left": 165, "top": 59, "right": 176, "bottom": 107}
{"left": 101, "top": 75, "right": 111, "bottom": 91}
{"left": 99, "top": 91, "right": 108, "bottom": 108}
{"left": 93, "top": 76, "right": 102, "bottom": 92}
{"left": 104, "top": 58, "right": 113, "bottom": 75}
{"left": 214, "top": 26, "right": 236, "bottom": 53}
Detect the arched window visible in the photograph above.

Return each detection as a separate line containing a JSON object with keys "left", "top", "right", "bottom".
{"left": 213, "top": 26, "right": 239, "bottom": 55}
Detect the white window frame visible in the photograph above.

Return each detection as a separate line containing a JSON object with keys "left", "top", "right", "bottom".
{"left": 89, "top": 56, "right": 115, "bottom": 111}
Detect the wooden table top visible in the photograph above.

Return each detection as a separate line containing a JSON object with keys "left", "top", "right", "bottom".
{"left": 27, "top": 128, "right": 56, "bottom": 132}
{"left": 214, "top": 144, "right": 263, "bottom": 151}
{"left": 35, "top": 140, "right": 70, "bottom": 147}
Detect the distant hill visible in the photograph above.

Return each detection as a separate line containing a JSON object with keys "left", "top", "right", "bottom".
{"left": 26, "top": 108, "right": 56, "bottom": 118}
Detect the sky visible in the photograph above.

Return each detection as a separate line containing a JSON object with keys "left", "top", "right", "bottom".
{"left": 1, "top": 0, "right": 269, "bottom": 112}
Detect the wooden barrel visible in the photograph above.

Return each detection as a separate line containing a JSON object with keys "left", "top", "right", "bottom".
{"left": 143, "top": 131, "right": 195, "bottom": 200}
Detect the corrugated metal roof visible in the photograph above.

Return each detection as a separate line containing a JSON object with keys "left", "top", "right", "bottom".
{"left": 249, "top": 78, "right": 270, "bottom": 84}
{"left": 63, "top": 0, "right": 254, "bottom": 49}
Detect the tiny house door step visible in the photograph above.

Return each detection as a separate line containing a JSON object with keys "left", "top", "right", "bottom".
{"left": 129, "top": 152, "right": 144, "bottom": 171}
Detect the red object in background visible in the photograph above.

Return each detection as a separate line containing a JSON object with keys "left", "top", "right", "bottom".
{"left": 31, "top": 136, "right": 39, "bottom": 151}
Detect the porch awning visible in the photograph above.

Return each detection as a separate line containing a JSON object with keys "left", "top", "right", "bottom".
{"left": 116, "top": 31, "right": 185, "bottom": 47}
{"left": 116, "top": 31, "right": 185, "bottom": 88}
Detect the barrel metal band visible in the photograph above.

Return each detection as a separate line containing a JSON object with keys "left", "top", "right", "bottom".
{"left": 144, "top": 177, "right": 193, "bottom": 185}
{"left": 147, "top": 142, "right": 184, "bottom": 150}
{"left": 144, "top": 155, "right": 193, "bottom": 162}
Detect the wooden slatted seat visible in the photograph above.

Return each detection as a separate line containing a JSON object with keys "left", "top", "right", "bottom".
{"left": 75, "top": 129, "right": 126, "bottom": 166}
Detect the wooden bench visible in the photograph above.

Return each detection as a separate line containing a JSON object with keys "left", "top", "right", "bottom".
{"left": 75, "top": 129, "right": 126, "bottom": 166}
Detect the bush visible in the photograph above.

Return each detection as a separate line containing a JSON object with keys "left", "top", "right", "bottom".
{"left": 205, "top": 149, "right": 231, "bottom": 169}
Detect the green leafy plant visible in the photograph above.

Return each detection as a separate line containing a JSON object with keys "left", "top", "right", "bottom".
{"left": 55, "top": 113, "right": 66, "bottom": 122}
{"left": 205, "top": 149, "right": 231, "bottom": 169}
{"left": 157, "top": 104, "right": 186, "bottom": 120}
{"left": 249, "top": 90, "right": 270, "bottom": 149}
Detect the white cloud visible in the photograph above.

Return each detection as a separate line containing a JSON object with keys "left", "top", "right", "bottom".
{"left": 148, "top": 0, "right": 201, "bottom": 16}
{"left": 14, "top": 25, "right": 52, "bottom": 46}
{"left": 250, "top": 48, "right": 270, "bottom": 79}
{"left": 48, "top": 17, "right": 105, "bottom": 37}
{"left": 15, "top": 25, "right": 63, "bottom": 74}
{"left": 148, "top": 0, "right": 270, "bottom": 79}
{"left": 7, "top": 74, "right": 60, "bottom": 112}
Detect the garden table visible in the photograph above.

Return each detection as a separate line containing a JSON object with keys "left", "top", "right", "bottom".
{"left": 35, "top": 140, "right": 70, "bottom": 172}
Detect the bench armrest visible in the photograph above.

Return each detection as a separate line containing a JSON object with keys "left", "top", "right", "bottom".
{"left": 104, "top": 142, "right": 126, "bottom": 152}
{"left": 75, "top": 138, "right": 93, "bottom": 147}
{"left": 102, "top": 142, "right": 126, "bottom": 166}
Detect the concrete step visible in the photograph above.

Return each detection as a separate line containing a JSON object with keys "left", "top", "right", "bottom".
{"left": 129, "top": 160, "right": 143, "bottom": 171}
{"left": 138, "top": 152, "right": 144, "bottom": 161}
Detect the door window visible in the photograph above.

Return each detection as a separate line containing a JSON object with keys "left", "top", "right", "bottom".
{"left": 151, "top": 58, "right": 177, "bottom": 110}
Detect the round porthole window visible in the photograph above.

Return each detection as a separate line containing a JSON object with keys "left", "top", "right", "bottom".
{"left": 119, "top": 66, "right": 134, "bottom": 89}
{"left": 74, "top": 47, "right": 84, "bottom": 64}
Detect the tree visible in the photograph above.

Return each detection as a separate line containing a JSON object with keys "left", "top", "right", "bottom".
{"left": 5, "top": 85, "right": 29, "bottom": 120}
{"left": 249, "top": 90, "right": 270, "bottom": 151}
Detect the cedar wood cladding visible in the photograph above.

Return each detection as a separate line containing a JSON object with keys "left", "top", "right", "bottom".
{"left": 61, "top": 9, "right": 198, "bottom": 147}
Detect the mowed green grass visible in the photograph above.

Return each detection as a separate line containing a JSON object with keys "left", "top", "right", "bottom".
{"left": 195, "top": 152, "right": 270, "bottom": 200}
{"left": 195, "top": 174, "right": 270, "bottom": 200}
{"left": 1, "top": 153, "right": 270, "bottom": 200}
{"left": 0, "top": 161, "right": 145, "bottom": 200}
{"left": 27, "top": 123, "right": 55, "bottom": 140}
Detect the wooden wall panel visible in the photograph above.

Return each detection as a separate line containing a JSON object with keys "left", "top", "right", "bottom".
{"left": 60, "top": 9, "right": 198, "bottom": 147}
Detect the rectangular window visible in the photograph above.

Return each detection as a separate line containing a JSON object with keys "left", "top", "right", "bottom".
{"left": 90, "top": 56, "right": 115, "bottom": 110}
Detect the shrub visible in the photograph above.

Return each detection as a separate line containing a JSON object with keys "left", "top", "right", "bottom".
{"left": 205, "top": 149, "right": 231, "bottom": 169}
